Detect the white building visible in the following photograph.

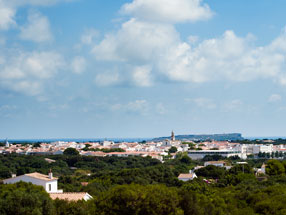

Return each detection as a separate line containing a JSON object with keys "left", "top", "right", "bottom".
{"left": 3, "top": 171, "right": 93, "bottom": 201}
{"left": 256, "top": 163, "right": 266, "bottom": 175}
{"left": 204, "top": 161, "right": 226, "bottom": 167}
{"left": 188, "top": 150, "right": 243, "bottom": 160}
{"left": 5, "top": 139, "right": 9, "bottom": 148}
{"left": 204, "top": 161, "right": 232, "bottom": 170}
{"left": 102, "top": 140, "right": 114, "bottom": 147}
{"left": 253, "top": 144, "right": 273, "bottom": 154}
{"left": 178, "top": 173, "right": 197, "bottom": 181}
{"left": 3, "top": 172, "right": 63, "bottom": 193}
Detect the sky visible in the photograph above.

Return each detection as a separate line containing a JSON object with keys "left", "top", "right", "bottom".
{"left": 1, "top": 0, "right": 286, "bottom": 139}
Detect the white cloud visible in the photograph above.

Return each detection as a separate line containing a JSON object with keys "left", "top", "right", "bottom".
{"left": 0, "top": 1, "right": 16, "bottom": 30}
{"left": 162, "top": 30, "right": 286, "bottom": 84}
{"left": 92, "top": 18, "right": 179, "bottom": 62}
{"left": 93, "top": 18, "right": 286, "bottom": 87}
{"left": 268, "top": 94, "right": 282, "bottom": 102}
{"left": 94, "top": 72, "right": 120, "bottom": 87}
{"left": 121, "top": 0, "right": 213, "bottom": 23}
{"left": 0, "top": 0, "right": 72, "bottom": 31}
{"left": 0, "top": 51, "right": 64, "bottom": 95}
{"left": 92, "top": 19, "right": 178, "bottom": 87}
{"left": 71, "top": 56, "right": 86, "bottom": 74}
{"left": 20, "top": 11, "right": 53, "bottom": 42}
{"left": 132, "top": 65, "right": 152, "bottom": 87}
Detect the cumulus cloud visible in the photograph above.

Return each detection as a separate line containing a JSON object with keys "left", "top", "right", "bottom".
{"left": 20, "top": 11, "right": 53, "bottom": 42}
{"left": 162, "top": 30, "right": 286, "bottom": 84}
{"left": 89, "top": 0, "right": 286, "bottom": 88}
{"left": 0, "top": 1, "right": 16, "bottom": 30}
{"left": 268, "top": 94, "right": 282, "bottom": 102}
{"left": 121, "top": 0, "right": 213, "bottom": 23}
{"left": 92, "top": 18, "right": 179, "bottom": 62}
{"left": 132, "top": 65, "right": 152, "bottom": 87}
{"left": 71, "top": 56, "right": 86, "bottom": 74}
{"left": 0, "top": 0, "right": 72, "bottom": 31}
{"left": 0, "top": 51, "right": 64, "bottom": 95}
{"left": 93, "top": 17, "right": 286, "bottom": 87}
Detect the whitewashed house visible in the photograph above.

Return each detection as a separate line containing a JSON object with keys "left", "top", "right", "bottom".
{"left": 3, "top": 171, "right": 63, "bottom": 193}
{"left": 256, "top": 163, "right": 266, "bottom": 175}
{"left": 178, "top": 173, "right": 197, "bottom": 181}
{"left": 204, "top": 161, "right": 226, "bottom": 167}
{"left": 3, "top": 171, "right": 93, "bottom": 201}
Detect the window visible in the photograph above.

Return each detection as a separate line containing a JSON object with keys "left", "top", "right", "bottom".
{"left": 49, "top": 184, "right": 51, "bottom": 191}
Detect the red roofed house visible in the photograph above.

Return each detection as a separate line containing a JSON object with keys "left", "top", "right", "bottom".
{"left": 3, "top": 171, "right": 62, "bottom": 193}
{"left": 3, "top": 171, "right": 92, "bottom": 201}
{"left": 50, "top": 192, "right": 93, "bottom": 201}
{"left": 178, "top": 173, "right": 197, "bottom": 181}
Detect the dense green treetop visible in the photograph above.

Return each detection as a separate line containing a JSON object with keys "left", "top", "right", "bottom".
{"left": 63, "top": 148, "right": 79, "bottom": 156}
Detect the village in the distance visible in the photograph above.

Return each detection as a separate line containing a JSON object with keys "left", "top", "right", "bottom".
{"left": 1, "top": 131, "right": 283, "bottom": 162}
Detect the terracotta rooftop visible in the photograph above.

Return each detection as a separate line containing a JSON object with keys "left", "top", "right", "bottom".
{"left": 81, "top": 182, "right": 89, "bottom": 186}
{"left": 49, "top": 192, "right": 91, "bottom": 201}
{"left": 178, "top": 173, "right": 195, "bottom": 179}
{"left": 25, "top": 172, "right": 58, "bottom": 181}
{"left": 205, "top": 161, "right": 226, "bottom": 164}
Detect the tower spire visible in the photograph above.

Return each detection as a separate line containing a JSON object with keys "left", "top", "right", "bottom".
{"left": 5, "top": 138, "right": 9, "bottom": 148}
{"left": 171, "top": 131, "right": 175, "bottom": 141}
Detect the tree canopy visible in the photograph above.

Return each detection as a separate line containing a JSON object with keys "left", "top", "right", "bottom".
{"left": 63, "top": 148, "right": 79, "bottom": 156}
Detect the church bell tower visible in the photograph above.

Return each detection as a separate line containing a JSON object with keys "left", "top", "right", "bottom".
{"left": 171, "top": 131, "right": 175, "bottom": 141}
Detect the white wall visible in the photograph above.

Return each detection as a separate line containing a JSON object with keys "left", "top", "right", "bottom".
{"left": 45, "top": 180, "right": 58, "bottom": 193}
{"left": 3, "top": 175, "right": 58, "bottom": 193}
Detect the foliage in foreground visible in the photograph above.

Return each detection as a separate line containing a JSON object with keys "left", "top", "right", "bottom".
{"left": 3, "top": 155, "right": 286, "bottom": 214}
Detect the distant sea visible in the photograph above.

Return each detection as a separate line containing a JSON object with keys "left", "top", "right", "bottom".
{"left": 2, "top": 136, "right": 286, "bottom": 143}
{"left": 0, "top": 138, "right": 152, "bottom": 143}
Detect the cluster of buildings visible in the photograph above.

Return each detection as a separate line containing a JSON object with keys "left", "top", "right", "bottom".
{"left": 1, "top": 133, "right": 286, "bottom": 161}
{"left": 0, "top": 133, "right": 187, "bottom": 162}
{"left": 178, "top": 160, "right": 266, "bottom": 182}
{"left": 187, "top": 140, "right": 282, "bottom": 160}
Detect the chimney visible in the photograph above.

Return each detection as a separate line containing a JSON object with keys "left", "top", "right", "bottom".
{"left": 49, "top": 169, "right": 53, "bottom": 179}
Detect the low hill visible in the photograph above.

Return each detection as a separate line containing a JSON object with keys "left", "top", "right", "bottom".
{"left": 152, "top": 133, "right": 243, "bottom": 142}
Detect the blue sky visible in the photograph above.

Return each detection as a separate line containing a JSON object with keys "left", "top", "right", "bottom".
{"left": 1, "top": 0, "right": 286, "bottom": 139}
